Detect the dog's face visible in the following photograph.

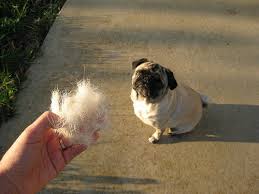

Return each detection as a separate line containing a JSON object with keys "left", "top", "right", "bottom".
{"left": 131, "top": 58, "right": 177, "bottom": 101}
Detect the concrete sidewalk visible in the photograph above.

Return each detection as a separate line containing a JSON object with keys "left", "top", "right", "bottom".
{"left": 1, "top": 0, "right": 259, "bottom": 193}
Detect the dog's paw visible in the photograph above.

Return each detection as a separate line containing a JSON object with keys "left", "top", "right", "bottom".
{"left": 168, "top": 128, "right": 174, "bottom": 136}
{"left": 148, "top": 136, "right": 159, "bottom": 144}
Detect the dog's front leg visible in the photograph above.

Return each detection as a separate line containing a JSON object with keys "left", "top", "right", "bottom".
{"left": 148, "top": 128, "right": 165, "bottom": 144}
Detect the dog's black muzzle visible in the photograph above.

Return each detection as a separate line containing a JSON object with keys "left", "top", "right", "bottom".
{"left": 133, "top": 70, "right": 164, "bottom": 99}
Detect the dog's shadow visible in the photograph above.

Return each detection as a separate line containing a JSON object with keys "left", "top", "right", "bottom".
{"left": 158, "top": 104, "right": 259, "bottom": 144}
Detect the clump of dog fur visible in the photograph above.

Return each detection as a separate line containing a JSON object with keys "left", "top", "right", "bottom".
{"left": 50, "top": 80, "right": 108, "bottom": 146}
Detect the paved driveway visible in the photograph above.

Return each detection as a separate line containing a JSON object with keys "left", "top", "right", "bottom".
{"left": 1, "top": 0, "right": 259, "bottom": 193}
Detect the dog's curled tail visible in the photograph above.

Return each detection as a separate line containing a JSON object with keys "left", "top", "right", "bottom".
{"left": 200, "top": 94, "right": 211, "bottom": 108}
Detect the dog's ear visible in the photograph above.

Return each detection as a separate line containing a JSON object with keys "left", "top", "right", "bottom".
{"left": 165, "top": 68, "right": 178, "bottom": 90}
{"left": 132, "top": 58, "right": 148, "bottom": 70}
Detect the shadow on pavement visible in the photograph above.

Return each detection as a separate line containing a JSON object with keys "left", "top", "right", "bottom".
{"left": 158, "top": 104, "right": 259, "bottom": 144}
{"left": 40, "top": 175, "right": 157, "bottom": 194}
{"left": 81, "top": 176, "right": 158, "bottom": 185}
{"left": 40, "top": 165, "right": 158, "bottom": 194}
{"left": 41, "top": 188, "right": 144, "bottom": 194}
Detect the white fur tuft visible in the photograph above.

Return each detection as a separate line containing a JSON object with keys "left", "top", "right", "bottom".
{"left": 50, "top": 80, "right": 108, "bottom": 145}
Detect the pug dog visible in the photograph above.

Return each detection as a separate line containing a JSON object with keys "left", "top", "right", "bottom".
{"left": 130, "top": 58, "right": 209, "bottom": 143}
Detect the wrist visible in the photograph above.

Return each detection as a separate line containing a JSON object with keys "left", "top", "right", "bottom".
{"left": 0, "top": 163, "right": 21, "bottom": 194}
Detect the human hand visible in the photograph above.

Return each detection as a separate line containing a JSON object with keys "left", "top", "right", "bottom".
{"left": 0, "top": 111, "right": 98, "bottom": 194}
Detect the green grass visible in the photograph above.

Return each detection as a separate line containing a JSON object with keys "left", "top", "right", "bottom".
{"left": 0, "top": 0, "right": 66, "bottom": 123}
{"left": 0, "top": 72, "right": 17, "bottom": 119}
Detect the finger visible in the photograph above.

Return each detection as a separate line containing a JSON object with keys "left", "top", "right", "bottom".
{"left": 63, "top": 144, "right": 87, "bottom": 163}
{"left": 61, "top": 132, "right": 99, "bottom": 164}
{"left": 57, "top": 131, "right": 73, "bottom": 148}
{"left": 59, "top": 131, "right": 100, "bottom": 148}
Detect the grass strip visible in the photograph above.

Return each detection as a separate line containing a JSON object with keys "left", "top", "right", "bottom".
{"left": 0, "top": 0, "right": 66, "bottom": 124}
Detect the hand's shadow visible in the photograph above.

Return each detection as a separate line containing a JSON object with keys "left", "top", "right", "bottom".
{"left": 158, "top": 104, "right": 259, "bottom": 144}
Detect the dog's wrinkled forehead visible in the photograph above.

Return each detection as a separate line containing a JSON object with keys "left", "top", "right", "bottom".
{"left": 131, "top": 58, "right": 178, "bottom": 90}
{"left": 132, "top": 58, "right": 163, "bottom": 72}
{"left": 139, "top": 62, "right": 162, "bottom": 71}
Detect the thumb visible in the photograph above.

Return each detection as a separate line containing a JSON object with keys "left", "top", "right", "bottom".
{"left": 63, "top": 144, "right": 87, "bottom": 163}
{"left": 26, "top": 111, "right": 59, "bottom": 137}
